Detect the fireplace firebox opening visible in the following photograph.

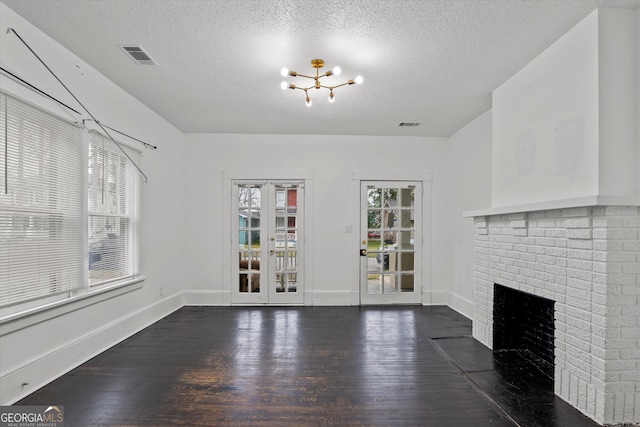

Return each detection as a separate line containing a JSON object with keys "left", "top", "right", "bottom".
{"left": 493, "top": 284, "right": 555, "bottom": 378}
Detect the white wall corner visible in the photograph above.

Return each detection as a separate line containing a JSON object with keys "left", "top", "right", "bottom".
{"left": 425, "top": 289, "right": 449, "bottom": 306}
{"left": 448, "top": 291, "right": 474, "bottom": 319}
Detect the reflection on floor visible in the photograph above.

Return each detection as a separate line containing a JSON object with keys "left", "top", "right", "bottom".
{"left": 16, "top": 306, "right": 598, "bottom": 426}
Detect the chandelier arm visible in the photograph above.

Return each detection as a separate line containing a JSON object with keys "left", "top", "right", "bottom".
{"left": 294, "top": 73, "right": 316, "bottom": 80}
{"left": 330, "top": 81, "right": 353, "bottom": 89}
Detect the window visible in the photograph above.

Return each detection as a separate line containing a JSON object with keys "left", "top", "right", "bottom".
{"left": 0, "top": 92, "right": 85, "bottom": 308}
{"left": 0, "top": 91, "right": 142, "bottom": 314}
{"left": 88, "top": 132, "right": 141, "bottom": 286}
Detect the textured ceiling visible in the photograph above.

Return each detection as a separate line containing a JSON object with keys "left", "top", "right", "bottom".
{"left": 2, "top": 0, "right": 639, "bottom": 137}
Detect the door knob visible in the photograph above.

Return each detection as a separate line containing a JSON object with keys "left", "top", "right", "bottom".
{"left": 270, "top": 250, "right": 275, "bottom": 255}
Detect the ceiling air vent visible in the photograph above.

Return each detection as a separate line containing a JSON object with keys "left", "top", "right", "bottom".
{"left": 398, "top": 122, "right": 421, "bottom": 127}
{"left": 119, "top": 45, "right": 158, "bottom": 65}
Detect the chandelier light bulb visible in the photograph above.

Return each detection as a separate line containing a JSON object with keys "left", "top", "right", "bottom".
{"left": 281, "top": 67, "right": 289, "bottom": 77}
{"left": 328, "top": 92, "right": 335, "bottom": 103}
{"left": 305, "top": 97, "right": 312, "bottom": 107}
{"left": 280, "top": 81, "right": 288, "bottom": 90}
{"left": 332, "top": 66, "right": 341, "bottom": 76}
{"left": 354, "top": 75, "right": 363, "bottom": 85}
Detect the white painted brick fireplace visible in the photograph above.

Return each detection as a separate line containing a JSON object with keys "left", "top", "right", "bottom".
{"left": 471, "top": 205, "right": 640, "bottom": 425}
{"left": 464, "top": 5, "right": 639, "bottom": 425}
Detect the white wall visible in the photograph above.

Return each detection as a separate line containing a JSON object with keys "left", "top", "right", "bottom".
{"left": 448, "top": 110, "right": 492, "bottom": 318}
{"left": 598, "top": 9, "right": 637, "bottom": 198}
{"left": 0, "top": 3, "right": 187, "bottom": 404}
{"left": 492, "top": 11, "right": 599, "bottom": 207}
{"left": 182, "top": 134, "right": 453, "bottom": 306}
{"left": 637, "top": 7, "right": 640, "bottom": 196}
{"left": 492, "top": 8, "right": 638, "bottom": 208}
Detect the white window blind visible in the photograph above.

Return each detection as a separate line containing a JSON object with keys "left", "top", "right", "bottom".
{"left": 88, "top": 131, "right": 141, "bottom": 286}
{"left": 0, "top": 92, "right": 85, "bottom": 308}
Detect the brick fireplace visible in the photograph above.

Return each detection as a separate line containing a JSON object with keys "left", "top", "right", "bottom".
{"left": 471, "top": 206, "right": 640, "bottom": 425}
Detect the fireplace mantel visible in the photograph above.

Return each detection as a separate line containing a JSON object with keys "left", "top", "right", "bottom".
{"left": 463, "top": 195, "right": 640, "bottom": 218}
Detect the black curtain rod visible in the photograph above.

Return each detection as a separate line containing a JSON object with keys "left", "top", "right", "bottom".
{"left": 7, "top": 27, "right": 150, "bottom": 182}
{"left": 82, "top": 120, "right": 157, "bottom": 150}
{"left": 0, "top": 67, "right": 156, "bottom": 150}
{"left": 0, "top": 66, "right": 82, "bottom": 115}
{"left": 1, "top": 65, "right": 156, "bottom": 150}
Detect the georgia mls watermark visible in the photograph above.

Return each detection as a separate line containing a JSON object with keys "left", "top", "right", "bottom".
{"left": 0, "top": 406, "right": 64, "bottom": 427}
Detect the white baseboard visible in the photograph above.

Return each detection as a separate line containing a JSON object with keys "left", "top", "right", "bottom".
{"left": 425, "top": 289, "right": 449, "bottom": 305}
{"left": 182, "top": 290, "right": 357, "bottom": 306}
{"left": 0, "top": 293, "right": 182, "bottom": 405}
{"left": 422, "top": 290, "right": 473, "bottom": 319}
{"left": 309, "top": 291, "right": 354, "bottom": 306}
{"left": 448, "top": 292, "right": 473, "bottom": 319}
{"left": 182, "top": 290, "right": 228, "bottom": 306}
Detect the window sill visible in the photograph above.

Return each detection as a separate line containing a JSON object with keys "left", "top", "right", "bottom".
{"left": 0, "top": 277, "right": 145, "bottom": 337}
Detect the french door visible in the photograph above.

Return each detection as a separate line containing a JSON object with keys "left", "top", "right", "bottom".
{"left": 360, "top": 181, "right": 422, "bottom": 304}
{"left": 231, "top": 181, "right": 303, "bottom": 304}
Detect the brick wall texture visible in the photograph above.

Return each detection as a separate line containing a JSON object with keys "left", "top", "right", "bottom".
{"left": 472, "top": 206, "right": 640, "bottom": 425}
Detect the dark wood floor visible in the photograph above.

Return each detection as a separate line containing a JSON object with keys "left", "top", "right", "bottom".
{"left": 17, "top": 306, "right": 599, "bottom": 426}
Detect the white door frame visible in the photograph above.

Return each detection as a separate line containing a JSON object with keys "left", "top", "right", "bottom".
{"left": 359, "top": 180, "right": 422, "bottom": 305}
{"left": 222, "top": 171, "right": 314, "bottom": 305}
{"left": 350, "top": 172, "right": 432, "bottom": 306}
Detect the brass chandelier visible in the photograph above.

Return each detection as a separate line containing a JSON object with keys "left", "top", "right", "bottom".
{"left": 280, "top": 58, "right": 363, "bottom": 106}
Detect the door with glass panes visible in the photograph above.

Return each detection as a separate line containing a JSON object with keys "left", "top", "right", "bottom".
{"left": 360, "top": 181, "right": 422, "bottom": 304}
{"left": 232, "top": 181, "right": 303, "bottom": 304}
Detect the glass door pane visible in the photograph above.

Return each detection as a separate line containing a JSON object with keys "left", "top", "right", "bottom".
{"left": 269, "top": 183, "right": 302, "bottom": 304}
{"left": 237, "top": 185, "right": 263, "bottom": 297}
